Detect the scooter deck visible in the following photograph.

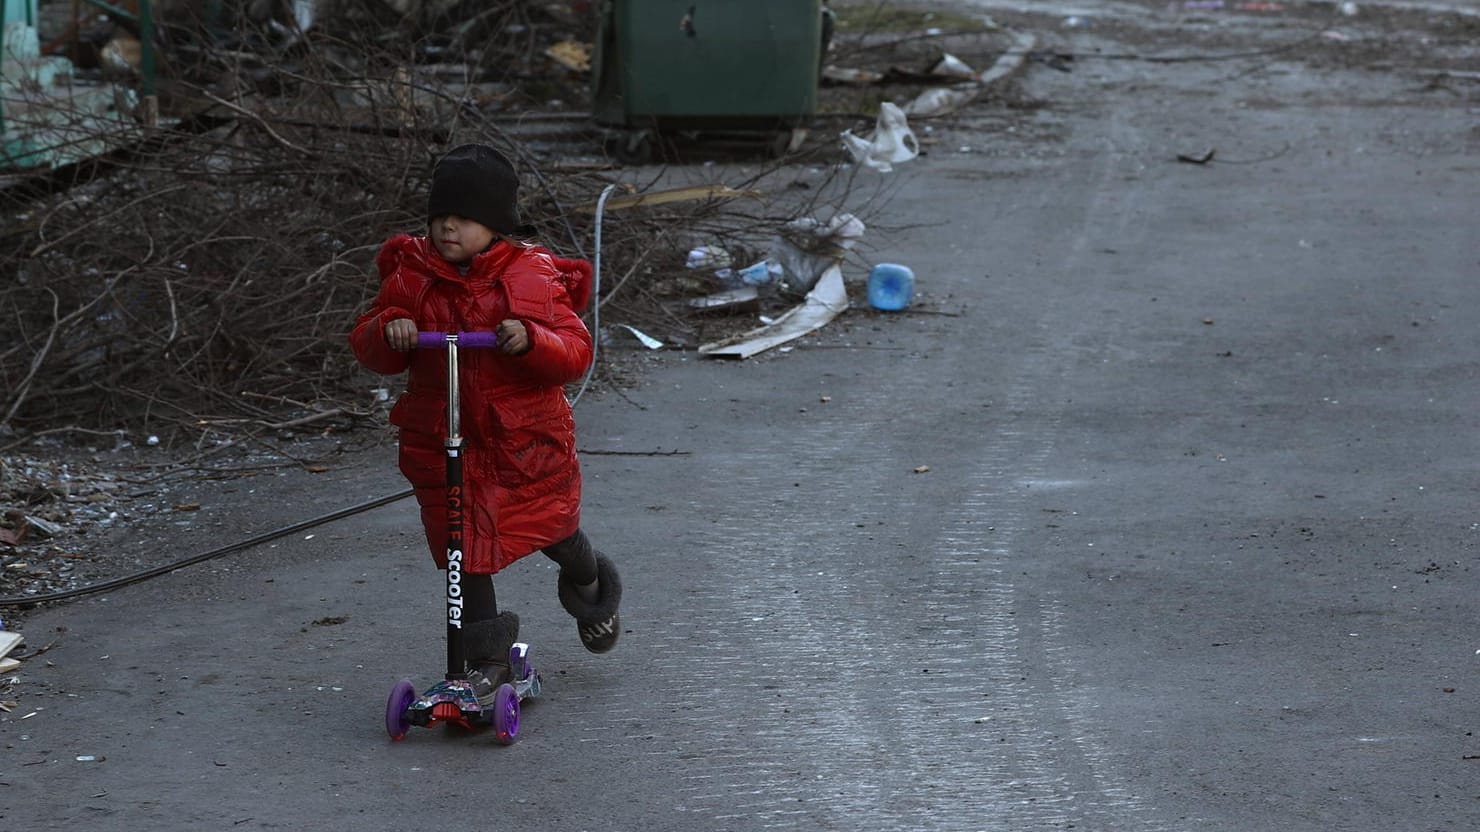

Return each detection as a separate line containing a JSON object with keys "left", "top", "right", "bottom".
{"left": 387, "top": 643, "right": 541, "bottom": 743}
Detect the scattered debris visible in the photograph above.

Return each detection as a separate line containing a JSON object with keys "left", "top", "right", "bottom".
{"left": 842, "top": 102, "right": 920, "bottom": 172}
{"left": 929, "top": 53, "right": 983, "bottom": 82}
{"left": 4, "top": 5, "right": 1031, "bottom": 458}
{"left": 545, "top": 41, "right": 592, "bottom": 73}
{"left": 699, "top": 265, "right": 850, "bottom": 359}
{"left": 905, "top": 83, "right": 985, "bottom": 119}
{"left": 979, "top": 31, "right": 1039, "bottom": 86}
{"left": 0, "top": 629, "right": 23, "bottom": 673}
{"left": 609, "top": 324, "right": 665, "bottom": 350}
{"left": 736, "top": 261, "right": 785, "bottom": 286}
{"left": 771, "top": 213, "right": 866, "bottom": 297}
{"left": 20, "top": 515, "right": 63, "bottom": 538}
{"left": 0, "top": 10, "right": 1044, "bottom": 608}
{"left": 689, "top": 287, "right": 762, "bottom": 316}
{"left": 904, "top": 31, "right": 1036, "bottom": 118}
{"left": 822, "top": 66, "right": 886, "bottom": 85}
{"left": 686, "top": 246, "right": 733, "bottom": 271}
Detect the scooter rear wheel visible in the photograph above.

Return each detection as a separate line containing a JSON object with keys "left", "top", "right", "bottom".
{"left": 491, "top": 683, "right": 520, "bottom": 745}
{"left": 385, "top": 679, "right": 417, "bottom": 740}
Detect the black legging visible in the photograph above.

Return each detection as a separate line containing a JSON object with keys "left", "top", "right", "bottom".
{"left": 542, "top": 528, "right": 601, "bottom": 585}
{"left": 462, "top": 529, "right": 600, "bottom": 621}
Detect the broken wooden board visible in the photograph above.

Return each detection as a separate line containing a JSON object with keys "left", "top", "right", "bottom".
{"left": 0, "top": 631, "right": 22, "bottom": 659}
{"left": 577, "top": 184, "right": 763, "bottom": 213}
{"left": 0, "top": 657, "right": 18, "bottom": 673}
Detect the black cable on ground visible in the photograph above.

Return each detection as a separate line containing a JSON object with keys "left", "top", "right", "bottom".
{"left": 0, "top": 489, "right": 414, "bottom": 609}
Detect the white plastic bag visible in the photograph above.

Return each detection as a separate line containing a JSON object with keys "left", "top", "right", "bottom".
{"left": 685, "top": 245, "right": 731, "bottom": 270}
{"left": 770, "top": 212, "right": 868, "bottom": 296}
{"left": 785, "top": 213, "right": 866, "bottom": 249}
{"left": 840, "top": 102, "right": 919, "bottom": 172}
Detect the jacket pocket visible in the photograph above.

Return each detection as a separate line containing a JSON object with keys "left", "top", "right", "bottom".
{"left": 390, "top": 391, "right": 447, "bottom": 437}
{"left": 487, "top": 397, "right": 574, "bottom": 489}
{"left": 397, "top": 429, "right": 446, "bottom": 489}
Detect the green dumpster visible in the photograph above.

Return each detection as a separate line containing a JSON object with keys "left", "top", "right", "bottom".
{"left": 591, "top": 0, "right": 824, "bottom": 163}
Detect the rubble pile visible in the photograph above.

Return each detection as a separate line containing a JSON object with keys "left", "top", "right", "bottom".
{"left": 0, "top": 451, "right": 138, "bottom": 600}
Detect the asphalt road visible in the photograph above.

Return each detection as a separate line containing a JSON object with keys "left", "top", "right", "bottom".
{"left": 4, "top": 2, "right": 1478, "bottom": 830}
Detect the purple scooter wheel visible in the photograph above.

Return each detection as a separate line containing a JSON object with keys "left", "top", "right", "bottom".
{"left": 491, "top": 683, "right": 520, "bottom": 745}
{"left": 385, "top": 679, "right": 417, "bottom": 740}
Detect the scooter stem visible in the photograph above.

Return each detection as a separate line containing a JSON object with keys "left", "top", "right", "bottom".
{"left": 445, "top": 337, "right": 462, "bottom": 441}
{"left": 444, "top": 338, "right": 467, "bottom": 679}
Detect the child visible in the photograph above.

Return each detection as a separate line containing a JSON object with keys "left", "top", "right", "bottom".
{"left": 349, "top": 143, "right": 622, "bottom": 674}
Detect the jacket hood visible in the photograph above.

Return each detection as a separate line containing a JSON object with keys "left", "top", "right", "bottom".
{"left": 542, "top": 250, "right": 594, "bottom": 311}
{"left": 376, "top": 233, "right": 436, "bottom": 281}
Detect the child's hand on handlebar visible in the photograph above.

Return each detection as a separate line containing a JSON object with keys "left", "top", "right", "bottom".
{"left": 496, "top": 319, "right": 530, "bottom": 356}
{"left": 385, "top": 318, "right": 418, "bottom": 351}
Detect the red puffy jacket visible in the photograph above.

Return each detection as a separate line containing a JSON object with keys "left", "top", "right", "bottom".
{"left": 350, "top": 234, "right": 594, "bottom": 574}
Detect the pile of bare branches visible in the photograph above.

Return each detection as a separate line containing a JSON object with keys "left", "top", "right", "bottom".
{"left": 1, "top": 1, "right": 886, "bottom": 454}
{"left": 2, "top": 0, "right": 1030, "bottom": 458}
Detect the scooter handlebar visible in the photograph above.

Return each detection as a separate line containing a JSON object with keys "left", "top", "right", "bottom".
{"left": 416, "top": 331, "right": 499, "bottom": 349}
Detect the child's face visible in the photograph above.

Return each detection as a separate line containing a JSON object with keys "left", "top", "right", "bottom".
{"left": 430, "top": 214, "right": 497, "bottom": 265}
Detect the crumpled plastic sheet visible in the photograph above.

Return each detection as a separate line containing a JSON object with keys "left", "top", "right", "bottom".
{"left": 840, "top": 102, "right": 919, "bottom": 172}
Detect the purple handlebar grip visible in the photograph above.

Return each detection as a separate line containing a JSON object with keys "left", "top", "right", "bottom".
{"left": 457, "top": 332, "right": 499, "bottom": 349}
{"left": 416, "top": 331, "right": 498, "bottom": 349}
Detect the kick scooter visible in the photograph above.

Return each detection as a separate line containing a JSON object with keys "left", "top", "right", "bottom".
{"left": 384, "top": 331, "right": 542, "bottom": 744}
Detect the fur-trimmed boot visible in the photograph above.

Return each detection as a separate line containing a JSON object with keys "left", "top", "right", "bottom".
{"left": 557, "top": 554, "right": 622, "bottom": 654}
{"left": 464, "top": 611, "right": 520, "bottom": 683}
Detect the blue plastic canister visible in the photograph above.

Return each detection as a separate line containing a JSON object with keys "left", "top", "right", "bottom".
{"left": 867, "top": 263, "right": 915, "bottom": 311}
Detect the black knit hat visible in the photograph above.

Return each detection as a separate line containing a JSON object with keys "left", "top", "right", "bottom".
{"left": 427, "top": 144, "right": 521, "bottom": 236}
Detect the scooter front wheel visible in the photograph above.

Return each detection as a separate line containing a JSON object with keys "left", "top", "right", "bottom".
{"left": 491, "top": 683, "right": 520, "bottom": 745}
{"left": 385, "top": 679, "right": 417, "bottom": 740}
